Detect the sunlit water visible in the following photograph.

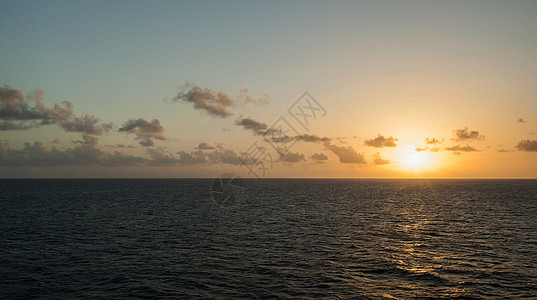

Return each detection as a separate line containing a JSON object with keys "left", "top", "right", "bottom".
{"left": 1, "top": 179, "right": 536, "bottom": 298}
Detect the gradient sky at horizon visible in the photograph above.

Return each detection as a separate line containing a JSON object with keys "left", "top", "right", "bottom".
{"left": 1, "top": 0, "right": 536, "bottom": 178}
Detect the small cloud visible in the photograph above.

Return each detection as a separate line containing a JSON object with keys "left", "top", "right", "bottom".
{"left": 425, "top": 137, "right": 442, "bottom": 145}
{"left": 498, "top": 149, "right": 514, "bottom": 153}
{"left": 364, "top": 134, "right": 398, "bottom": 148}
{"left": 235, "top": 117, "right": 268, "bottom": 135}
{"left": 445, "top": 144, "right": 480, "bottom": 154}
{"left": 71, "top": 134, "right": 99, "bottom": 146}
{"left": 118, "top": 118, "right": 166, "bottom": 147}
{"left": 453, "top": 127, "right": 484, "bottom": 141}
{"left": 105, "top": 144, "right": 136, "bottom": 149}
{"left": 324, "top": 142, "right": 366, "bottom": 164}
{"left": 515, "top": 140, "right": 537, "bottom": 152}
{"left": 311, "top": 153, "right": 328, "bottom": 161}
{"left": 517, "top": 118, "right": 526, "bottom": 123}
{"left": 373, "top": 152, "right": 391, "bottom": 165}
{"left": 278, "top": 151, "right": 305, "bottom": 163}
{"left": 195, "top": 142, "right": 215, "bottom": 150}
{"left": 415, "top": 146, "right": 440, "bottom": 153}
{"left": 173, "top": 83, "right": 269, "bottom": 118}
{"left": 295, "top": 134, "right": 331, "bottom": 143}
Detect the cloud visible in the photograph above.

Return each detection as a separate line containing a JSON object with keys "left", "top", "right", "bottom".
{"left": 206, "top": 145, "right": 243, "bottom": 165}
{"left": 118, "top": 118, "right": 166, "bottom": 147}
{"left": 278, "top": 151, "right": 305, "bottom": 163}
{"left": 295, "top": 134, "right": 331, "bottom": 143}
{"left": 415, "top": 146, "right": 440, "bottom": 153}
{"left": 445, "top": 145, "right": 480, "bottom": 154}
{"left": 173, "top": 83, "right": 269, "bottom": 118}
{"left": 0, "top": 85, "right": 112, "bottom": 135}
{"left": 515, "top": 140, "right": 537, "bottom": 152}
{"left": 425, "top": 137, "right": 442, "bottom": 145}
{"left": 71, "top": 134, "right": 99, "bottom": 146}
{"left": 0, "top": 140, "right": 249, "bottom": 167}
{"left": 517, "top": 118, "right": 526, "bottom": 123}
{"left": 373, "top": 152, "right": 391, "bottom": 165}
{"left": 105, "top": 144, "right": 136, "bottom": 149}
{"left": 311, "top": 153, "right": 328, "bottom": 161}
{"left": 235, "top": 117, "right": 268, "bottom": 135}
{"left": 498, "top": 149, "right": 514, "bottom": 153}
{"left": 0, "top": 141, "right": 147, "bottom": 167}
{"left": 324, "top": 142, "right": 366, "bottom": 164}
{"left": 453, "top": 127, "right": 484, "bottom": 141}
{"left": 195, "top": 142, "right": 215, "bottom": 150}
{"left": 235, "top": 117, "right": 331, "bottom": 144}
{"left": 364, "top": 134, "right": 398, "bottom": 148}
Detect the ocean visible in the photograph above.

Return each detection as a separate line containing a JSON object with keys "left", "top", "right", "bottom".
{"left": 0, "top": 179, "right": 536, "bottom": 298}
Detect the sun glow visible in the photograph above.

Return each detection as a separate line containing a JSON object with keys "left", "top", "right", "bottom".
{"left": 397, "top": 146, "right": 433, "bottom": 171}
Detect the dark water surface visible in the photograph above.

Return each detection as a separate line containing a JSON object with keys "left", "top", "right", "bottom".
{"left": 1, "top": 179, "right": 536, "bottom": 299}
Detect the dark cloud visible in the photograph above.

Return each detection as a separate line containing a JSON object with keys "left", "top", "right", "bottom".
{"left": 118, "top": 118, "right": 166, "bottom": 147}
{"left": 207, "top": 145, "right": 243, "bottom": 165}
{"left": 324, "top": 142, "right": 366, "bottom": 164}
{"left": 71, "top": 134, "right": 99, "bottom": 146}
{"left": 0, "top": 141, "right": 146, "bottom": 167}
{"left": 235, "top": 117, "right": 268, "bottom": 135}
{"left": 311, "top": 153, "right": 328, "bottom": 161}
{"left": 453, "top": 127, "right": 484, "bottom": 141}
{"left": 373, "top": 152, "right": 391, "bottom": 165}
{"left": 105, "top": 144, "right": 136, "bottom": 149}
{"left": 173, "top": 83, "right": 269, "bottom": 118}
{"left": 195, "top": 142, "right": 215, "bottom": 150}
{"left": 235, "top": 117, "right": 331, "bottom": 144}
{"left": 515, "top": 140, "right": 537, "bottom": 152}
{"left": 517, "top": 118, "right": 526, "bottom": 123}
{"left": 278, "top": 151, "right": 305, "bottom": 163}
{"left": 445, "top": 145, "right": 480, "bottom": 154}
{"left": 147, "top": 144, "right": 245, "bottom": 166}
{"left": 0, "top": 85, "right": 111, "bottom": 135}
{"left": 364, "top": 134, "right": 398, "bottom": 148}
{"left": 295, "top": 134, "right": 331, "bottom": 143}
{"left": 425, "top": 137, "right": 442, "bottom": 145}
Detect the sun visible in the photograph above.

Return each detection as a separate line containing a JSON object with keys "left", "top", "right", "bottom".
{"left": 397, "top": 146, "right": 433, "bottom": 171}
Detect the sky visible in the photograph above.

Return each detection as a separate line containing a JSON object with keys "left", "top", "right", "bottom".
{"left": 1, "top": 0, "right": 536, "bottom": 178}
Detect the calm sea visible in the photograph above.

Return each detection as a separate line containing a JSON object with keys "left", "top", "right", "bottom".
{"left": 0, "top": 179, "right": 536, "bottom": 299}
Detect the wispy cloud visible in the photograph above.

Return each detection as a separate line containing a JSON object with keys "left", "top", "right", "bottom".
{"left": 173, "top": 83, "right": 269, "bottom": 118}
{"left": 445, "top": 144, "right": 480, "bottom": 155}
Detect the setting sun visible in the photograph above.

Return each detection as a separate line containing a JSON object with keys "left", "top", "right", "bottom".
{"left": 398, "top": 147, "right": 434, "bottom": 171}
